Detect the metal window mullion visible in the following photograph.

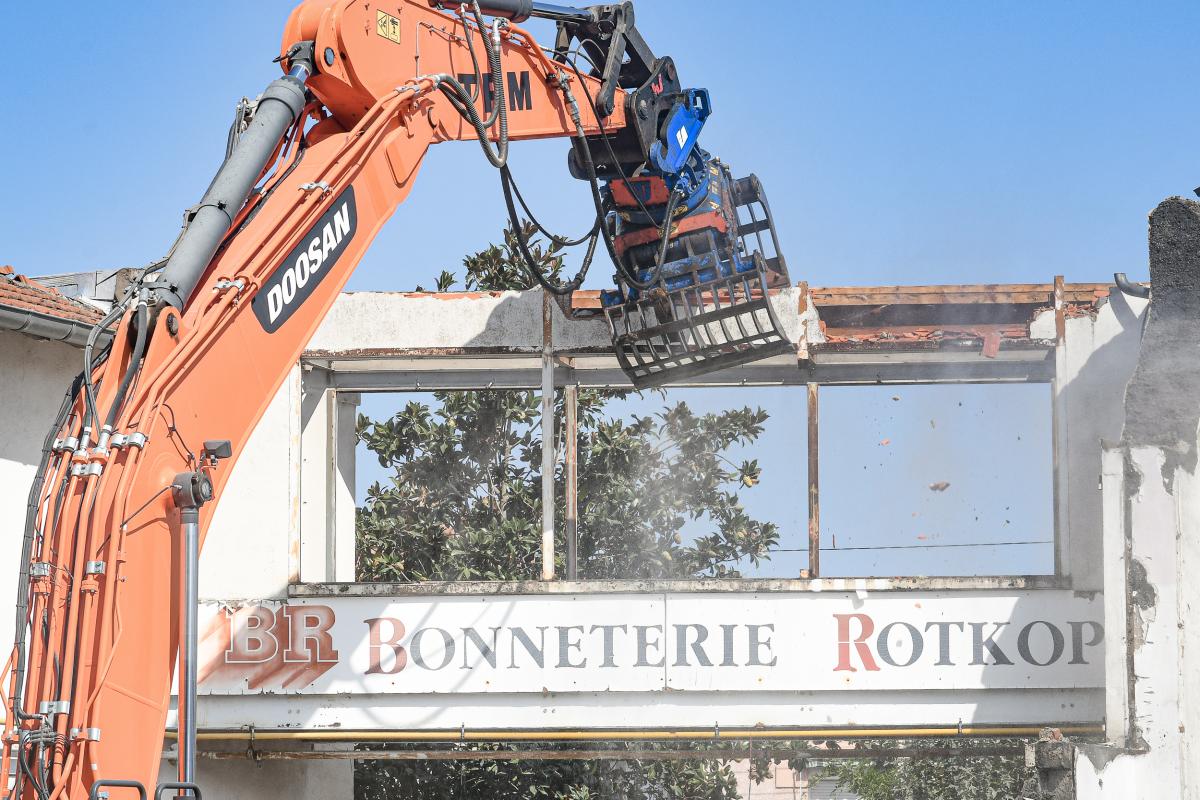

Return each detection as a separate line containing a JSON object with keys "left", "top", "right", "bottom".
{"left": 541, "top": 292, "right": 556, "bottom": 581}
{"left": 564, "top": 376, "right": 579, "bottom": 581}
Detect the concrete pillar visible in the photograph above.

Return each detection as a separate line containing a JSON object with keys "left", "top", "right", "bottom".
{"left": 1021, "top": 728, "right": 1076, "bottom": 800}
{"left": 1076, "top": 197, "right": 1200, "bottom": 798}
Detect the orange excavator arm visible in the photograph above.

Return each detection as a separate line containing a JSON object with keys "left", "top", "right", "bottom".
{"left": 4, "top": 2, "right": 791, "bottom": 797}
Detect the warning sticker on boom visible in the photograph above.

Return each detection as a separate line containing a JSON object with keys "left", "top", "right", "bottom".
{"left": 376, "top": 10, "right": 401, "bottom": 44}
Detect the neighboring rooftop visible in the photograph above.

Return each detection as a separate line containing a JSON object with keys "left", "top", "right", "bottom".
{"left": 0, "top": 266, "right": 107, "bottom": 347}
{"left": 0, "top": 266, "right": 104, "bottom": 325}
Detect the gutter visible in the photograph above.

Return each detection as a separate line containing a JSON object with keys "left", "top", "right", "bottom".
{"left": 0, "top": 304, "right": 112, "bottom": 348}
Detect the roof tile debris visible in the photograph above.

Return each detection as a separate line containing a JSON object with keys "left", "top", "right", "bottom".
{"left": 808, "top": 281, "right": 1113, "bottom": 357}
{"left": 0, "top": 266, "right": 104, "bottom": 325}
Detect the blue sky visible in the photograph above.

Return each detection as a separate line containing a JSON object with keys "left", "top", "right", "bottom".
{"left": 5, "top": 2, "right": 1185, "bottom": 577}
{"left": 5, "top": 2, "right": 1198, "bottom": 287}
{"left": 357, "top": 382, "right": 1052, "bottom": 579}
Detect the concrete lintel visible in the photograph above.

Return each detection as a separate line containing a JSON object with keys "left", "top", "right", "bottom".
{"left": 290, "top": 574, "right": 1070, "bottom": 598}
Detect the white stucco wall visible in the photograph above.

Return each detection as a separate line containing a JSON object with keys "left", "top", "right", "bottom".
{"left": 200, "top": 367, "right": 300, "bottom": 601}
{"left": 158, "top": 743, "right": 352, "bottom": 800}
{"left": 1031, "top": 292, "right": 1149, "bottom": 589}
{"left": 1076, "top": 444, "right": 1200, "bottom": 799}
{"left": 0, "top": 331, "right": 84, "bottom": 656}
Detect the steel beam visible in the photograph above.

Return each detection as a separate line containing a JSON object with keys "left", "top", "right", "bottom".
{"left": 322, "top": 354, "right": 1053, "bottom": 392}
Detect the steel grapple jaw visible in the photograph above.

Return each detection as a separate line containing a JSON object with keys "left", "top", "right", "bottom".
{"left": 601, "top": 161, "right": 795, "bottom": 389}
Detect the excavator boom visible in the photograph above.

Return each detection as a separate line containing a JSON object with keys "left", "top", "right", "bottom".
{"left": 3, "top": 2, "right": 792, "bottom": 796}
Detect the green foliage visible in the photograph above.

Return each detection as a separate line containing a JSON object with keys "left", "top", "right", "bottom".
{"left": 354, "top": 225, "right": 778, "bottom": 583}
{"left": 355, "top": 743, "right": 740, "bottom": 800}
{"left": 822, "top": 738, "right": 1032, "bottom": 800}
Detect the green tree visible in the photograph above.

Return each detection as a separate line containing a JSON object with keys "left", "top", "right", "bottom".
{"left": 353, "top": 224, "right": 775, "bottom": 798}
{"left": 355, "top": 742, "right": 744, "bottom": 800}
{"left": 354, "top": 224, "right": 778, "bottom": 584}
{"left": 823, "top": 738, "right": 1032, "bottom": 800}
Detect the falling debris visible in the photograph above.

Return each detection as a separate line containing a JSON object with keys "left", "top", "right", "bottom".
{"left": 928, "top": 481, "right": 951, "bottom": 492}
{"left": 879, "top": 438, "right": 891, "bottom": 446}
{"left": 929, "top": 419, "right": 936, "bottom": 429}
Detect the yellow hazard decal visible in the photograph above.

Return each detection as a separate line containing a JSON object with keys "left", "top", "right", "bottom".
{"left": 376, "top": 10, "right": 401, "bottom": 44}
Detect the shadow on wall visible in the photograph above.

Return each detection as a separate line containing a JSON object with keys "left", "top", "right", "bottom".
{"left": 1055, "top": 288, "right": 1148, "bottom": 590}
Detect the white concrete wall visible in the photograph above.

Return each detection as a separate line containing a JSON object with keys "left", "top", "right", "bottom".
{"left": 1076, "top": 445, "right": 1196, "bottom": 799}
{"left": 0, "top": 331, "right": 83, "bottom": 659}
{"left": 200, "top": 367, "right": 300, "bottom": 601}
{"left": 158, "top": 744, "right": 352, "bottom": 800}
{"left": 1031, "top": 292, "right": 1149, "bottom": 589}
{"left": 306, "top": 286, "right": 816, "bottom": 355}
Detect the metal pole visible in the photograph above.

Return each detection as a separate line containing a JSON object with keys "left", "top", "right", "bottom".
{"left": 807, "top": 383, "right": 820, "bottom": 578}
{"left": 564, "top": 379, "right": 579, "bottom": 580}
{"left": 179, "top": 509, "right": 199, "bottom": 794}
{"left": 172, "top": 466, "right": 215, "bottom": 798}
{"left": 1051, "top": 275, "right": 1070, "bottom": 579}
{"left": 541, "top": 292, "right": 556, "bottom": 581}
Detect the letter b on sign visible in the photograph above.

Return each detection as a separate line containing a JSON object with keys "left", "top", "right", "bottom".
{"left": 365, "top": 617, "right": 407, "bottom": 674}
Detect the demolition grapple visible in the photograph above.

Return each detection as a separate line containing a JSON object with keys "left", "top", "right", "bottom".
{"left": 595, "top": 92, "right": 793, "bottom": 387}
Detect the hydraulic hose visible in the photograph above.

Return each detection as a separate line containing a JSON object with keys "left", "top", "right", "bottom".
{"left": 646, "top": 187, "right": 683, "bottom": 283}
{"left": 507, "top": 174, "right": 600, "bottom": 247}
{"left": 456, "top": 5, "right": 503, "bottom": 129}
{"left": 563, "top": 94, "right": 666, "bottom": 292}
{"left": 437, "top": 74, "right": 508, "bottom": 168}
{"left": 79, "top": 302, "right": 126, "bottom": 449}
{"left": 10, "top": 373, "right": 82, "bottom": 727}
{"left": 102, "top": 298, "right": 149, "bottom": 431}
{"left": 500, "top": 165, "right": 597, "bottom": 294}
{"left": 157, "top": 72, "right": 308, "bottom": 311}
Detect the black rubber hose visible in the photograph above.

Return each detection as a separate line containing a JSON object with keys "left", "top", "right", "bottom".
{"left": 561, "top": 46, "right": 659, "bottom": 222}
{"left": 102, "top": 301, "right": 149, "bottom": 430}
{"left": 507, "top": 171, "right": 599, "bottom": 247}
{"left": 650, "top": 189, "right": 683, "bottom": 279}
{"left": 438, "top": 75, "right": 508, "bottom": 168}
{"left": 10, "top": 372, "right": 82, "bottom": 725}
{"left": 548, "top": 69, "right": 673, "bottom": 291}
{"left": 500, "top": 165, "right": 596, "bottom": 294}
{"left": 458, "top": 4, "right": 503, "bottom": 128}
{"left": 437, "top": 1, "right": 508, "bottom": 168}
{"left": 80, "top": 305, "right": 122, "bottom": 445}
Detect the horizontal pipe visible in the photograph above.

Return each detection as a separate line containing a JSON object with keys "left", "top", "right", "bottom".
{"left": 200, "top": 746, "right": 1025, "bottom": 762}
{"left": 165, "top": 724, "right": 1103, "bottom": 742}
{"left": 528, "top": 1, "right": 593, "bottom": 22}
{"left": 428, "top": 0, "right": 591, "bottom": 23}
{"left": 0, "top": 305, "right": 112, "bottom": 348}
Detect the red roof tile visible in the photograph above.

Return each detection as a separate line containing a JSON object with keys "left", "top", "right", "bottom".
{"left": 0, "top": 267, "right": 105, "bottom": 325}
